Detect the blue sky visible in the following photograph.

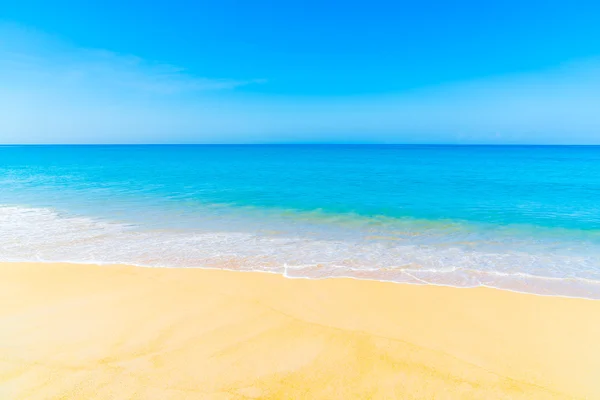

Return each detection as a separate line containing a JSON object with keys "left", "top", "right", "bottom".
{"left": 2, "top": 1, "right": 600, "bottom": 144}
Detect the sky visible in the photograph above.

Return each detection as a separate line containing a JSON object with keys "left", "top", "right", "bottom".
{"left": 1, "top": 1, "right": 600, "bottom": 144}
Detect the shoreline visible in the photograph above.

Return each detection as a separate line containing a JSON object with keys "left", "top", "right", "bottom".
{"left": 1, "top": 261, "right": 600, "bottom": 399}
{"left": 4, "top": 203, "right": 600, "bottom": 302}
{"left": 3, "top": 258, "right": 600, "bottom": 301}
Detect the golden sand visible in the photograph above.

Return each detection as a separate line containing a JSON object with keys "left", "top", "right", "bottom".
{"left": 1, "top": 262, "right": 599, "bottom": 399}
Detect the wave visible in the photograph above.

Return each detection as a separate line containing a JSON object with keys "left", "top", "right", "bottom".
{"left": 1, "top": 205, "right": 600, "bottom": 299}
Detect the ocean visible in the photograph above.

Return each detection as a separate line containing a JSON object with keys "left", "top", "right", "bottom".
{"left": 1, "top": 144, "right": 599, "bottom": 298}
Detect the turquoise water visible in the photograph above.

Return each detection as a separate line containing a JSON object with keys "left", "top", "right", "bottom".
{"left": 1, "top": 145, "right": 600, "bottom": 298}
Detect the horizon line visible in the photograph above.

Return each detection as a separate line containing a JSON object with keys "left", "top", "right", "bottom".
{"left": 2, "top": 143, "right": 600, "bottom": 147}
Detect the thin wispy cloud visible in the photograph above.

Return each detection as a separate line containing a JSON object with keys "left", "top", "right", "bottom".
{"left": 0, "top": 24, "right": 265, "bottom": 96}
{"left": 48, "top": 48, "right": 266, "bottom": 94}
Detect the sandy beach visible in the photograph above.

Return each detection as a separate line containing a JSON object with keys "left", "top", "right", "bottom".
{"left": 1, "top": 262, "right": 599, "bottom": 399}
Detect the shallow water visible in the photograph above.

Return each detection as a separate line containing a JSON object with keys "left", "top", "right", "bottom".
{"left": 1, "top": 145, "right": 599, "bottom": 298}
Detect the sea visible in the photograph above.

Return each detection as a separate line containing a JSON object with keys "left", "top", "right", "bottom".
{"left": 1, "top": 144, "right": 599, "bottom": 299}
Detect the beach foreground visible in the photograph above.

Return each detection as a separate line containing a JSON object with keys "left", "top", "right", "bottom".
{"left": 1, "top": 262, "right": 599, "bottom": 399}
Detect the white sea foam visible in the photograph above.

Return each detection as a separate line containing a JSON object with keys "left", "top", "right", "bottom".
{"left": 1, "top": 205, "right": 600, "bottom": 299}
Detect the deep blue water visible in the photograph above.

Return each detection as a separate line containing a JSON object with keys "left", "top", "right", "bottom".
{"left": 1, "top": 145, "right": 600, "bottom": 298}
